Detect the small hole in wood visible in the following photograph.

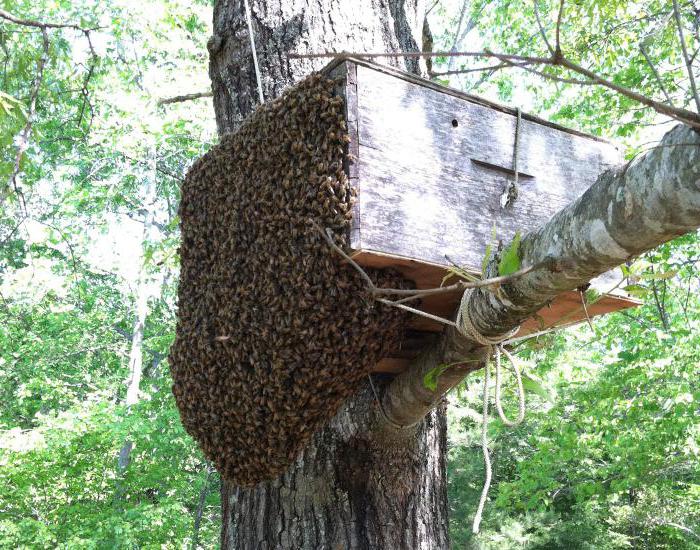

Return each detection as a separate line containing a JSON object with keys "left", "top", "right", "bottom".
{"left": 451, "top": 119, "right": 459, "bottom": 128}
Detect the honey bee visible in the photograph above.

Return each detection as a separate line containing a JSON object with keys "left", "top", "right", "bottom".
{"left": 169, "top": 72, "right": 411, "bottom": 487}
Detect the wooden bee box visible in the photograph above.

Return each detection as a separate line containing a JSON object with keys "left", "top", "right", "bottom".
{"left": 324, "top": 57, "right": 640, "bottom": 373}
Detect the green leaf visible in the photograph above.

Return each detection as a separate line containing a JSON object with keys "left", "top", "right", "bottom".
{"left": 521, "top": 371, "right": 555, "bottom": 402}
{"left": 623, "top": 284, "right": 650, "bottom": 298}
{"left": 641, "top": 270, "right": 677, "bottom": 281}
{"left": 423, "top": 364, "right": 451, "bottom": 391}
{"left": 498, "top": 231, "right": 521, "bottom": 276}
{"left": 584, "top": 288, "right": 601, "bottom": 305}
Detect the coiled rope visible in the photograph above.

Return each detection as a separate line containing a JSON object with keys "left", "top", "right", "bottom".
{"left": 456, "top": 289, "right": 526, "bottom": 534}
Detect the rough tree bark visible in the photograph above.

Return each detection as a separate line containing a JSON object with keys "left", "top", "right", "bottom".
{"left": 208, "top": 1, "right": 450, "bottom": 549}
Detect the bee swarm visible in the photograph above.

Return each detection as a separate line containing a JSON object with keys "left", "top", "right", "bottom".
{"left": 169, "top": 73, "right": 410, "bottom": 487}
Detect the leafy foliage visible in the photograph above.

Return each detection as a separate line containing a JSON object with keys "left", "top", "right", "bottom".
{"left": 447, "top": 234, "right": 700, "bottom": 549}
{"left": 0, "top": 0, "right": 219, "bottom": 547}
{"left": 429, "top": 2, "right": 700, "bottom": 547}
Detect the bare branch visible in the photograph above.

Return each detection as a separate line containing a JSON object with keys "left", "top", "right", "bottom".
{"left": 2, "top": 28, "right": 49, "bottom": 211}
{"left": 493, "top": 54, "right": 594, "bottom": 84}
{"left": 430, "top": 62, "right": 510, "bottom": 77}
{"left": 533, "top": 0, "right": 554, "bottom": 55}
{"left": 0, "top": 9, "right": 101, "bottom": 32}
{"left": 157, "top": 91, "right": 214, "bottom": 106}
{"left": 288, "top": 49, "right": 553, "bottom": 64}
{"left": 556, "top": 55, "right": 700, "bottom": 127}
{"left": 449, "top": 1, "right": 469, "bottom": 55}
{"left": 425, "top": 0, "right": 439, "bottom": 16}
{"left": 555, "top": 0, "right": 565, "bottom": 56}
{"left": 640, "top": 43, "right": 673, "bottom": 104}
{"left": 311, "top": 221, "right": 554, "bottom": 302}
{"left": 672, "top": 0, "right": 700, "bottom": 112}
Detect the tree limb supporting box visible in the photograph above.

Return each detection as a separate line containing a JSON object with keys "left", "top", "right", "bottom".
{"left": 324, "top": 57, "right": 640, "bottom": 373}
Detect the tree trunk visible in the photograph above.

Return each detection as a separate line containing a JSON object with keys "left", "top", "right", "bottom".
{"left": 221, "top": 387, "right": 448, "bottom": 549}
{"left": 208, "top": 1, "right": 449, "bottom": 548}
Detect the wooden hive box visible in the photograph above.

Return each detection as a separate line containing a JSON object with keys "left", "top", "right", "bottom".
{"left": 324, "top": 57, "right": 640, "bottom": 373}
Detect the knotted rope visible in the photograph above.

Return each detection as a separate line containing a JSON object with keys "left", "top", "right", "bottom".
{"left": 500, "top": 106, "right": 522, "bottom": 209}
{"left": 456, "top": 289, "right": 526, "bottom": 534}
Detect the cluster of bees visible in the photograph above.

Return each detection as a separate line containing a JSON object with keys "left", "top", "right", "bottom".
{"left": 169, "top": 73, "right": 410, "bottom": 486}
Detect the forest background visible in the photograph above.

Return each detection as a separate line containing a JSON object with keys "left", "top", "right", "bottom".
{"left": 0, "top": 0, "right": 698, "bottom": 548}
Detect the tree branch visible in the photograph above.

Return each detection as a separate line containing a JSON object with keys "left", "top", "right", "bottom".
{"left": 533, "top": 0, "right": 554, "bottom": 55}
{"left": 312, "top": 222, "right": 551, "bottom": 302}
{"left": 555, "top": 0, "right": 565, "bottom": 56}
{"left": 672, "top": 0, "right": 700, "bottom": 112}
{"left": 380, "top": 123, "right": 700, "bottom": 428}
{"left": 157, "top": 91, "right": 214, "bottom": 106}
{"left": 0, "top": 9, "right": 101, "bottom": 207}
{"left": 288, "top": 50, "right": 700, "bottom": 128}
{"left": 640, "top": 43, "right": 673, "bottom": 104}
{"left": 430, "top": 62, "right": 509, "bottom": 78}
{"left": 1, "top": 27, "right": 49, "bottom": 211}
{"left": 0, "top": 9, "right": 101, "bottom": 32}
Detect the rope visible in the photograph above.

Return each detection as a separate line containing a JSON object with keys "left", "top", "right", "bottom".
{"left": 495, "top": 346, "right": 526, "bottom": 427}
{"left": 456, "top": 289, "right": 526, "bottom": 533}
{"left": 367, "top": 374, "right": 419, "bottom": 430}
{"left": 500, "top": 106, "right": 522, "bottom": 209}
{"left": 513, "top": 106, "right": 521, "bottom": 192}
{"left": 243, "top": 0, "right": 264, "bottom": 104}
{"left": 475, "top": 352, "right": 492, "bottom": 535}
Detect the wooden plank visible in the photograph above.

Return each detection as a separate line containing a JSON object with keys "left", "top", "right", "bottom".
{"left": 323, "top": 56, "right": 616, "bottom": 144}
{"left": 351, "top": 63, "right": 621, "bottom": 271}
{"left": 353, "top": 248, "right": 640, "bottom": 373}
{"left": 354, "top": 249, "right": 639, "bottom": 332}
{"left": 327, "top": 61, "right": 362, "bottom": 246}
{"left": 318, "top": 59, "right": 640, "bottom": 374}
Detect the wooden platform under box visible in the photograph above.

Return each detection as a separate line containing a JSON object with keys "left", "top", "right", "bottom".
{"left": 324, "top": 57, "right": 640, "bottom": 373}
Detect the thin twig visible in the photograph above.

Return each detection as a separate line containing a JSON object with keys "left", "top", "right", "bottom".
{"left": 496, "top": 55, "right": 594, "bottom": 84}
{"left": 555, "top": 0, "right": 565, "bottom": 56}
{"left": 672, "top": 0, "right": 700, "bottom": 112}
{"left": 157, "top": 91, "right": 214, "bottom": 106}
{"left": 3, "top": 27, "right": 49, "bottom": 211}
{"left": 579, "top": 290, "right": 595, "bottom": 332}
{"left": 288, "top": 49, "right": 553, "bottom": 63}
{"left": 311, "top": 221, "right": 376, "bottom": 289}
{"left": 449, "top": 1, "right": 469, "bottom": 56}
{"left": 556, "top": 55, "right": 700, "bottom": 127}
{"left": 640, "top": 43, "right": 673, "bottom": 104}
{"left": 0, "top": 215, "right": 27, "bottom": 246}
{"left": 0, "top": 9, "right": 101, "bottom": 31}
{"left": 34, "top": 218, "right": 84, "bottom": 304}
{"left": 430, "top": 62, "right": 510, "bottom": 77}
{"left": 312, "top": 221, "right": 545, "bottom": 298}
{"left": 426, "top": 0, "right": 439, "bottom": 16}
{"left": 533, "top": 0, "right": 554, "bottom": 55}
{"left": 376, "top": 298, "right": 458, "bottom": 328}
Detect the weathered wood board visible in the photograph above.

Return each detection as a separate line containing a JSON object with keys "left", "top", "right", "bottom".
{"left": 325, "top": 57, "right": 640, "bottom": 373}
